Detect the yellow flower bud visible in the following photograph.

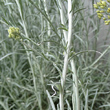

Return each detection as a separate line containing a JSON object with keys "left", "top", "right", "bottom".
{"left": 103, "top": 17, "right": 106, "bottom": 20}
{"left": 96, "top": 10, "right": 100, "bottom": 13}
{"left": 100, "top": 5, "right": 105, "bottom": 9}
{"left": 101, "top": 1, "right": 106, "bottom": 6}
{"left": 98, "top": 16, "right": 102, "bottom": 19}
{"left": 105, "top": 20, "right": 109, "bottom": 25}
{"left": 93, "top": 4, "right": 98, "bottom": 9}
{"left": 97, "top": 2, "right": 101, "bottom": 6}
{"left": 107, "top": 8, "right": 110, "bottom": 13}
{"left": 97, "top": 13, "right": 103, "bottom": 17}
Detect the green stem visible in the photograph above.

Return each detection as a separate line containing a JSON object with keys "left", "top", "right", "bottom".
{"left": 71, "top": 59, "right": 80, "bottom": 110}
{"left": 59, "top": 0, "right": 73, "bottom": 110}
{"left": 43, "top": 0, "right": 51, "bottom": 53}
{"left": 58, "top": 0, "right": 67, "bottom": 42}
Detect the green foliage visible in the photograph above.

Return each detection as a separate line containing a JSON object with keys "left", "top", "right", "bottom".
{"left": 0, "top": 0, "right": 110, "bottom": 110}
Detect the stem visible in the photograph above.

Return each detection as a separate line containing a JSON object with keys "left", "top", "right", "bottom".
{"left": 43, "top": 0, "right": 51, "bottom": 54}
{"left": 71, "top": 59, "right": 80, "bottom": 110}
{"left": 60, "top": 0, "right": 73, "bottom": 110}
{"left": 58, "top": 0, "right": 67, "bottom": 42}
{"left": 59, "top": 91, "right": 64, "bottom": 110}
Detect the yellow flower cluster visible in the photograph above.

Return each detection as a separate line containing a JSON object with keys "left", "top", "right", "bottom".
{"left": 97, "top": 12, "right": 103, "bottom": 19}
{"left": 93, "top": 0, "right": 110, "bottom": 25}
{"left": 8, "top": 27, "right": 20, "bottom": 40}
{"left": 105, "top": 20, "right": 110, "bottom": 25}
{"left": 93, "top": 0, "right": 106, "bottom": 9}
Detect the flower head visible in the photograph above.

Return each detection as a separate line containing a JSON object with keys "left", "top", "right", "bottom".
{"left": 8, "top": 27, "right": 20, "bottom": 40}
{"left": 93, "top": 0, "right": 110, "bottom": 25}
